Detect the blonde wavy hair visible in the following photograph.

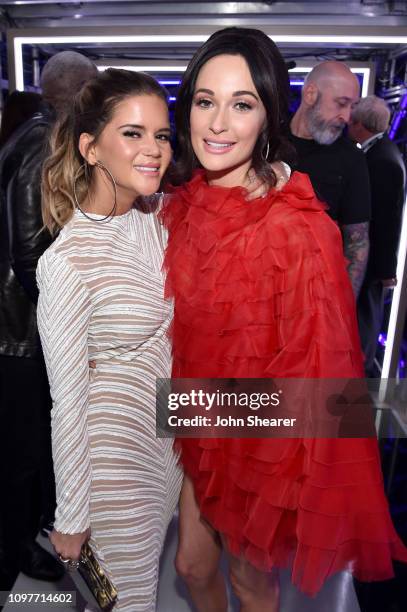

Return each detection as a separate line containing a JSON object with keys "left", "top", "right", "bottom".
{"left": 42, "top": 68, "right": 169, "bottom": 235}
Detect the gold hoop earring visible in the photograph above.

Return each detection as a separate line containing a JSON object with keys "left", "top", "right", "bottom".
{"left": 73, "top": 160, "right": 117, "bottom": 222}
{"left": 262, "top": 141, "right": 270, "bottom": 162}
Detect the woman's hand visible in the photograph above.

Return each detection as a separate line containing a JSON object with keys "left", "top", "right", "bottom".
{"left": 244, "top": 169, "right": 268, "bottom": 201}
{"left": 244, "top": 162, "right": 290, "bottom": 201}
{"left": 50, "top": 527, "right": 91, "bottom": 562}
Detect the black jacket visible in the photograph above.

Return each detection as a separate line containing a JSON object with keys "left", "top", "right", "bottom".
{"left": 365, "top": 134, "right": 406, "bottom": 280}
{"left": 0, "top": 109, "right": 53, "bottom": 358}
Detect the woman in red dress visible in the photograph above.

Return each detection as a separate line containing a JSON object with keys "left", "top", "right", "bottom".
{"left": 161, "top": 27, "right": 407, "bottom": 611}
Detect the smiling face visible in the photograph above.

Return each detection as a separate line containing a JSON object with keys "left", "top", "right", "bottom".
{"left": 82, "top": 93, "right": 172, "bottom": 206}
{"left": 190, "top": 54, "right": 267, "bottom": 187}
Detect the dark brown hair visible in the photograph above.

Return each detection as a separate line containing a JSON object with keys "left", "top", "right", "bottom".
{"left": 42, "top": 68, "right": 169, "bottom": 234}
{"left": 172, "top": 27, "right": 295, "bottom": 185}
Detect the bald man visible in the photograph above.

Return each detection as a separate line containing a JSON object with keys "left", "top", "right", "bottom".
{"left": 0, "top": 51, "right": 97, "bottom": 588}
{"left": 348, "top": 95, "right": 406, "bottom": 376}
{"left": 290, "top": 61, "right": 371, "bottom": 298}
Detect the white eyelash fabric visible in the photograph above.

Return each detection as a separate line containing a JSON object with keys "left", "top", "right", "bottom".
{"left": 37, "top": 206, "right": 182, "bottom": 611}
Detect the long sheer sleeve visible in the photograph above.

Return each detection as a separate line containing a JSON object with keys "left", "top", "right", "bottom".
{"left": 36, "top": 250, "right": 93, "bottom": 534}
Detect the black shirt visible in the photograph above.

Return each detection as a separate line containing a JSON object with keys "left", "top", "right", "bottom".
{"left": 290, "top": 134, "right": 371, "bottom": 225}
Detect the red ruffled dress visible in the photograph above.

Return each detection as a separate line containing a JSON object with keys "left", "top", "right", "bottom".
{"left": 160, "top": 169, "right": 407, "bottom": 595}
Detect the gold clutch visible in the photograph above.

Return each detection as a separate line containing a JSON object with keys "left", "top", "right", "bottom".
{"left": 79, "top": 543, "right": 118, "bottom": 612}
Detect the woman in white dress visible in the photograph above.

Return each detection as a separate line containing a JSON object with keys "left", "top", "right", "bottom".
{"left": 37, "top": 68, "right": 183, "bottom": 611}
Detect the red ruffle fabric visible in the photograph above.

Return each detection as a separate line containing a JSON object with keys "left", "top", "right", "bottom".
{"left": 160, "top": 170, "right": 407, "bottom": 595}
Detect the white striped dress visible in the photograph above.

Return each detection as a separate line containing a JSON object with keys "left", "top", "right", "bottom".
{"left": 36, "top": 203, "right": 182, "bottom": 611}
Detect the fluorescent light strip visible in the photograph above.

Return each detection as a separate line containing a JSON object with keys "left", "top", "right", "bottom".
{"left": 99, "top": 65, "right": 367, "bottom": 75}
{"left": 351, "top": 68, "right": 370, "bottom": 97}
{"left": 381, "top": 196, "right": 407, "bottom": 379}
{"left": 15, "top": 35, "right": 208, "bottom": 44}
{"left": 98, "top": 65, "right": 187, "bottom": 72}
{"left": 13, "top": 35, "right": 407, "bottom": 45}
{"left": 14, "top": 33, "right": 378, "bottom": 91}
{"left": 289, "top": 67, "right": 313, "bottom": 72}
{"left": 99, "top": 65, "right": 369, "bottom": 97}
{"left": 160, "top": 79, "right": 305, "bottom": 89}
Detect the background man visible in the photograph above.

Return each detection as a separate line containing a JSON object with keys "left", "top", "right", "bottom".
{"left": 348, "top": 95, "right": 406, "bottom": 376}
{"left": 0, "top": 51, "right": 98, "bottom": 589}
{"left": 290, "top": 60, "right": 371, "bottom": 297}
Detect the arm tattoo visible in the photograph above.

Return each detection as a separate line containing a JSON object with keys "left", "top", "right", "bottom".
{"left": 341, "top": 222, "right": 370, "bottom": 298}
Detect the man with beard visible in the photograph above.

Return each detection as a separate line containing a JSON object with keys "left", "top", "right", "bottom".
{"left": 290, "top": 61, "right": 371, "bottom": 297}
